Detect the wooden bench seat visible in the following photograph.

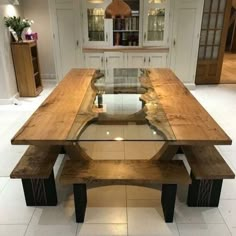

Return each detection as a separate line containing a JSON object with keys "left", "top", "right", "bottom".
{"left": 10, "top": 145, "right": 61, "bottom": 206}
{"left": 60, "top": 160, "right": 191, "bottom": 223}
{"left": 182, "top": 145, "right": 235, "bottom": 207}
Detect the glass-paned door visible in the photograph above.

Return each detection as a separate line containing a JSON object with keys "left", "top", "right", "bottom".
{"left": 83, "top": 0, "right": 111, "bottom": 47}
{"left": 198, "top": 0, "right": 226, "bottom": 60}
{"left": 143, "top": 0, "right": 170, "bottom": 46}
{"left": 196, "top": 0, "right": 230, "bottom": 84}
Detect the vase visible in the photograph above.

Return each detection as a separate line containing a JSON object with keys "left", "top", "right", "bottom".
{"left": 15, "top": 30, "right": 23, "bottom": 42}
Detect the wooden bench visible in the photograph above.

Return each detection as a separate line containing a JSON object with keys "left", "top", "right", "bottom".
{"left": 182, "top": 145, "right": 235, "bottom": 207}
{"left": 10, "top": 145, "right": 61, "bottom": 206}
{"left": 60, "top": 160, "right": 191, "bottom": 223}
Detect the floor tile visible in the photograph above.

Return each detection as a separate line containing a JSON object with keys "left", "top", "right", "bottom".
{"left": 221, "top": 179, "right": 236, "bottom": 199}
{"left": 124, "top": 142, "right": 157, "bottom": 160}
{"left": 24, "top": 203, "right": 78, "bottom": 236}
{"left": 77, "top": 223, "right": 127, "bottom": 236}
{"left": 0, "top": 177, "right": 9, "bottom": 193}
{"left": 87, "top": 185, "right": 126, "bottom": 207}
{"left": 177, "top": 223, "right": 231, "bottom": 236}
{"left": 0, "top": 179, "right": 35, "bottom": 224}
{"left": 127, "top": 206, "right": 179, "bottom": 236}
{"left": 219, "top": 199, "right": 236, "bottom": 232}
{"left": 175, "top": 201, "right": 224, "bottom": 224}
{"left": 0, "top": 225, "right": 27, "bottom": 236}
{"left": 126, "top": 185, "right": 161, "bottom": 200}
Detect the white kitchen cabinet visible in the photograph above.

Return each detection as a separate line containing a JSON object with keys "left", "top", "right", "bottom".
{"left": 82, "top": 0, "right": 112, "bottom": 47}
{"left": 146, "top": 53, "right": 168, "bottom": 68}
{"left": 49, "top": 0, "right": 83, "bottom": 81}
{"left": 84, "top": 51, "right": 125, "bottom": 80}
{"left": 84, "top": 53, "right": 105, "bottom": 69}
{"left": 127, "top": 53, "right": 146, "bottom": 68}
{"left": 127, "top": 52, "right": 168, "bottom": 68}
{"left": 143, "top": 0, "right": 170, "bottom": 47}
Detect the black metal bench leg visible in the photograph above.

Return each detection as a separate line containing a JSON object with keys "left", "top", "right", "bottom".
{"left": 161, "top": 184, "right": 177, "bottom": 223}
{"left": 187, "top": 171, "right": 223, "bottom": 207}
{"left": 21, "top": 170, "right": 57, "bottom": 206}
{"left": 73, "top": 184, "right": 87, "bottom": 223}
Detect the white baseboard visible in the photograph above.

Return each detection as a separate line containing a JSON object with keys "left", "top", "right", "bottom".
{"left": 184, "top": 83, "right": 196, "bottom": 90}
{"left": 41, "top": 74, "right": 56, "bottom": 80}
{"left": 0, "top": 92, "right": 19, "bottom": 105}
{"left": 42, "top": 79, "right": 57, "bottom": 87}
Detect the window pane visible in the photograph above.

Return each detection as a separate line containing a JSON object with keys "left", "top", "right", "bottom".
{"left": 213, "top": 46, "right": 219, "bottom": 59}
{"left": 198, "top": 46, "right": 205, "bottom": 59}
{"left": 214, "top": 30, "right": 221, "bottom": 45}
{"left": 207, "top": 30, "right": 215, "bottom": 45}
{"left": 210, "top": 14, "right": 217, "bottom": 28}
{"left": 206, "top": 46, "right": 212, "bottom": 59}
{"left": 217, "top": 14, "right": 224, "bottom": 29}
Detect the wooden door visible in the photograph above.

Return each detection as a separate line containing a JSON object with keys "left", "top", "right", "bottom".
{"left": 49, "top": 0, "right": 82, "bottom": 81}
{"left": 170, "top": 0, "right": 204, "bottom": 85}
{"left": 195, "top": 0, "right": 232, "bottom": 84}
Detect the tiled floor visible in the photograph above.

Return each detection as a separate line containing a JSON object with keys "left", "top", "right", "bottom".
{"left": 0, "top": 83, "right": 236, "bottom": 236}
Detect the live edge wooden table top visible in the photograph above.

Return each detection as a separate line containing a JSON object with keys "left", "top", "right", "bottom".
{"left": 11, "top": 68, "right": 232, "bottom": 146}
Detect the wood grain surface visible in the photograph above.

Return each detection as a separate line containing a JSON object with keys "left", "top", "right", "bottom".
{"left": 60, "top": 160, "right": 191, "bottom": 185}
{"left": 148, "top": 69, "right": 232, "bottom": 145}
{"left": 10, "top": 145, "right": 61, "bottom": 179}
{"left": 182, "top": 146, "right": 235, "bottom": 179}
{"left": 12, "top": 69, "right": 96, "bottom": 145}
{"left": 11, "top": 68, "right": 231, "bottom": 146}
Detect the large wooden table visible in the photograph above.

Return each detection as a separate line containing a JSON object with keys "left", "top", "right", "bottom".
{"left": 11, "top": 68, "right": 231, "bottom": 147}
{"left": 11, "top": 69, "right": 232, "bottom": 209}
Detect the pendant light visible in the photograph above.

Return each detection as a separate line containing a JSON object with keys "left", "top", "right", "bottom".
{"left": 105, "top": 0, "right": 132, "bottom": 19}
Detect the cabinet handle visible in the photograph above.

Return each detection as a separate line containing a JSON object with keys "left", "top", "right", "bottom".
{"left": 76, "top": 40, "right": 79, "bottom": 47}
{"left": 101, "top": 57, "right": 104, "bottom": 65}
{"left": 106, "top": 33, "right": 108, "bottom": 42}
{"left": 106, "top": 57, "right": 108, "bottom": 64}
{"left": 149, "top": 57, "right": 151, "bottom": 63}
{"left": 173, "top": 39, "right": 176, "bottom": 46}
{"left": 144, "top": 32, "right": 146, "bottom": 41}
{"left": 144, "top": 57, "right": 146, "bottom": 63}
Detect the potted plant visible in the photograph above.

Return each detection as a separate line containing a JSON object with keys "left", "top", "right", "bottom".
{"left": 4, "top": 16, "right": 34, "bottom": 42}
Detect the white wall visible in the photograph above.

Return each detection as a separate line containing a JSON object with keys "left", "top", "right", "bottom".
{"left": 0, "top": 3, "right": 22, "bottom": 103}
{"left": 22, "top": 0, "right": 55, "bottom": 80}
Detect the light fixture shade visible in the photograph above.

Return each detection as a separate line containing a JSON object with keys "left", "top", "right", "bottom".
{"left": 105, "top": 0, "right": 131, "bottom": 19}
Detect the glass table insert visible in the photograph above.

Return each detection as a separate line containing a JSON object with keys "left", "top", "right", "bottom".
{"left": 67, "top": 68, "right": 176, "bottom": 142}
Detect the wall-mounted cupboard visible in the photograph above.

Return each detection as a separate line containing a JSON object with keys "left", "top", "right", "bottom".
{"left": 49, "top": 0, "right": 204, "bottom": 86}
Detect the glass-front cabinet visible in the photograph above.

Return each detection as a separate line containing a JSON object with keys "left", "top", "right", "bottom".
{"left": 82, "top": 0, "right": 171, "bottom": 47}
{"left": 143, "top": 0, "right": 170, "bottom": 46}
{"left": 82, "top": 0, "right": 112, "bottom": 47}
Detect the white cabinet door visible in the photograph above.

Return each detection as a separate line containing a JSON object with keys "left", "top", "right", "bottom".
{"left": 84, "top": 53, "right": 105, "bottom": 69}
{"left": 147, "top": 53, "right": 168, "bottom": 68}
{"left": 104, "top": 52, "right": 126, "bottom": 81}
{"left": 127, "top": 53, "right": 146, "bottom": 68}
{"left": 104, "top": 52, "right": 125, "bottom": 69}
{"left": 170, "top": 0, "right": 204, "bottom": 85}
{"left": 143, "top": 0, "right": 170, "bottom": 47}
{"left": 49, "top": 0, "right": 82, "bottom": 81}
{"left": 82, "top": 0, "right": 112, "bottom": 47}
